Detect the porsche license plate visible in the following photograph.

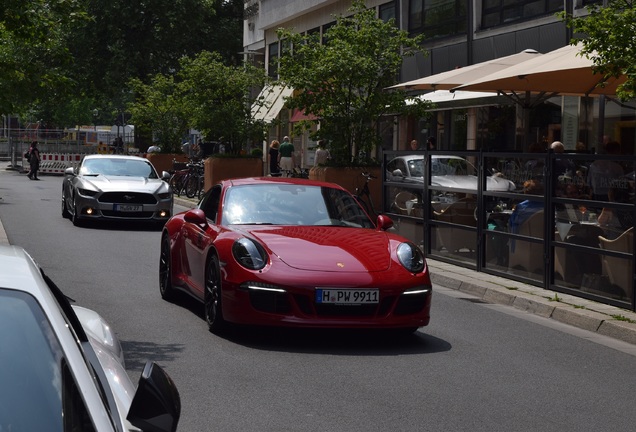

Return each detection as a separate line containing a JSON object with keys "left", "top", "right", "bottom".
{"left": 315, "top": 289, "right": 379, "bottom": 304}
{"left": 114, "top": 204, "right": 142, "bottom": 212}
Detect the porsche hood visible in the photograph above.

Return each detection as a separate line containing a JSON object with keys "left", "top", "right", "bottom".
{"left": 247, "top": 226, "right": 393, "bottom": 272}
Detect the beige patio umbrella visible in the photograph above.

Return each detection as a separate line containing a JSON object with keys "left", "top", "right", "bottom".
{"left": 453, "top": 43, "right": 626, "bottom": 98}
{"left": 389, "top": 49, "right": 542, "bottom": 91}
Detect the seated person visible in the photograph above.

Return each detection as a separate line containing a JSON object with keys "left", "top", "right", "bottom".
{"left": 509, "top": 179, "right": 544, "bottom": 251}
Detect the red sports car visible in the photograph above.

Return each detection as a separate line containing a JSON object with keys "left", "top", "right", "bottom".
{"left": 160, "top": 177, "right": 432, "bottom": 333}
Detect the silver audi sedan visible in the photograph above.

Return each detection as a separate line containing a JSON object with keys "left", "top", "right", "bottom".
{"left": 62, "top": 154, "right": 173, "bottom": 227}
{"left": 0, "top": 244, "right": 181, "bottom": 431}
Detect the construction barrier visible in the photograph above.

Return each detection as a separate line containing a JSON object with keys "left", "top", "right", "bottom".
{"left": 21, "top": 152, "right": 146, "bottom": 175}
{"left": 37, "top": 154, "right": 83, "bottom": 174}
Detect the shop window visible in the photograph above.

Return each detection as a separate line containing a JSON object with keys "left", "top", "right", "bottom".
{"left": 482, "top": 0, "right": 562, "bottom": 29}
{"left": 409, "top": 0, "right": 467, "bottom": 39}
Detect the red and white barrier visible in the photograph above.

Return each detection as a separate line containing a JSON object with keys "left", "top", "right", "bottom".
{"left": 22, "top": 152, "right": 146, "bottom": 175}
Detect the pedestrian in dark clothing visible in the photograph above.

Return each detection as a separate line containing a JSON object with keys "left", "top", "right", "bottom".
{"left": 26, "top": 141, "right": 41, "bottom": 180}
{"left": 269, "top": 140, "right": 281, "bottom": 176}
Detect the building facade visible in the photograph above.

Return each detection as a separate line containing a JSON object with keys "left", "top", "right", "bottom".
{"left": 244, "top": 0, "right": 636, "bottom": 311}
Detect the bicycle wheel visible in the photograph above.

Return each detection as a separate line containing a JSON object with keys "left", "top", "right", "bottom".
{"left": 185, "top": 174, "right": 200, "bottom": 198}
{"left": 169, "top": 173, "right": 185, "bottom": 196}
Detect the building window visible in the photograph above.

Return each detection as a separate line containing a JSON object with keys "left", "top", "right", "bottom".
{"left": 409, "top": 0, "right": 467, "bottom": 39}
{"left": 268, "top": 42, "right": 279, "bottom": 79}
{"left": 482, "top": 0, "right": 562, "bottom": 29}
{"left": 379, "top": 1, "right": 398, "bottom": 24}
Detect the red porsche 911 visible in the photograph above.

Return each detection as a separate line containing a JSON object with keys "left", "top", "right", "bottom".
{"left": 159, "top": 177, "right": 432, "bottom": 334}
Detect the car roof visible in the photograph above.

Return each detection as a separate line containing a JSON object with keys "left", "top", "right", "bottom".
{"left": 0, "top": 244, "right": 48, "bottom": 293}
{"left": 225, "top": 176, "right": 349, "bottom": 191}
{"left": 82, "top": 154, "right": 147, "bottom": 162}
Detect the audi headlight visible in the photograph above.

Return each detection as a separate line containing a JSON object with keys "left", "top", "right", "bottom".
{"left": 232, "top": 238, "right": 268, "bottom": 270}
{"left": 397, "top": 242, "right": 425, "bottom": 273}
{"left": 77, "top": 188, "right": 98, "bottom": 197}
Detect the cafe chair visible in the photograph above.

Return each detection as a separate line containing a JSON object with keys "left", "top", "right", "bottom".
{"left": 509, "top": 210, "right": 544, "bottom": 275}
{"left": 598, "top": 227, "right": 634, "bottom": 298}
{"left": 392, "top": 191, "right": 418, "bottom": 215}
{"left": 433, "top": 197, "right": 477, "bottom": 253}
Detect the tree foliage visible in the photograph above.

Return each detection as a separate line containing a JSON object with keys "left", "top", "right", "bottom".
{"left": 178, "top": 51, "right": 268, "bottom": 154}
{"left": 276, "top": 0, "right": 431, "bottom": 165}
{"left": 0, "top": 0, "right": 87, "bottom": 114}
{"left": 127, "top": 74, "right": 189, "bottom": 153}
{"left": 1, "top": 0, "right": 246, "bottom": 128}
{"left": 561, "top": 0, "right": 636, "bottom": 100}
{"left": 127, "top": 51, "right": 268, "bottom": 154}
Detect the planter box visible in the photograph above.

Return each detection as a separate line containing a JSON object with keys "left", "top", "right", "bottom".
{"left": 204, "top": 157, "right": 263, "bottom": 191}
{"left": 309, "top": 166, "right": 382, "bottom": 212}
{"left": 146, "top": 153, "right": 188, "bottom": 175}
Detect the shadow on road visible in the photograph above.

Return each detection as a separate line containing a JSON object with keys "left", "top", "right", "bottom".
{"left": 120, "top": 339, "right": 186, "bottom": 372}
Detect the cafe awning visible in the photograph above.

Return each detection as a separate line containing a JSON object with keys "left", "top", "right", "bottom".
{"left": 411, "top": 90, "right": 505, "bottom": 109}
{"left": 389, "top": 49, "right": 542, "bottom": 91}
{"left": 453, "top": 43, "right": 626, "bottom": 97}
{"left": 251, "top": 85, "right": 294, "bottom": 123}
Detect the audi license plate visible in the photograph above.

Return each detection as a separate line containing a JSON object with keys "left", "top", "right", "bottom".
{"left": 114, "top": 204, "right": 142, "bottom": 212}
{"left": 315, "top": 288, "right": 379, "bottom": 305}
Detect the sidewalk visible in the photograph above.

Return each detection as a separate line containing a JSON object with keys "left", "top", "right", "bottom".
{"left": 427, "top": 259, "right": 636, "bottom": 345}
{"left": 176, "top": 196, "right": 636, "bottom": 346}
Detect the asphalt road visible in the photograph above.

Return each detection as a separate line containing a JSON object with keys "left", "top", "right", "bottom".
{"left": 2, "top": 169, "right": 636, "bottom": 432}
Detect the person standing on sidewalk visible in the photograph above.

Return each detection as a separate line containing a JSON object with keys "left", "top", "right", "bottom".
{"left": 27, "top": 141, "right": 41, "bottom": 180}
{"left": 278, "top": 136, "right": 295, "bottom": 174}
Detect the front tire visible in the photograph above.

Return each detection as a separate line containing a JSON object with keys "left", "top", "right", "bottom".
{"left": 159, "top": 234, "right": 176, "bottom": 301}
{"left": 61, "top": 190, "right": 70, "bottom": 219}
{"left": 71, "top": 195, "right": 82, "bottom": 227}
{"left": 205, "top": 254, "right": 225, "bottom": 333}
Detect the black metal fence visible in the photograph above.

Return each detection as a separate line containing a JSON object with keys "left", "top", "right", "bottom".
{"left": 382, "top": 149, "right": 636, "bottom": 311}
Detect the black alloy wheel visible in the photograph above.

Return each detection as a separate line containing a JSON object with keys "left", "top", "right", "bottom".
{"left": 159, "top": 234, "right": 176, "bottom": 300}
{"left": 205, "top": 254, "right": 225, "bottom": 333}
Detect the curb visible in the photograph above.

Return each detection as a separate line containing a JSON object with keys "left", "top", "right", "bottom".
{"left": 428, "top": 260, "right": 636, "bottom": 346}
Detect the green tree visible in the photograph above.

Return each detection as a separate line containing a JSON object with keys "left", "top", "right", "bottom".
{"left": 0, "top": 0, "right": 87, "bottom": 114}
{"left": 178, "top": 51, "right": 269, "bottom": 154}
{"left": 127, "top": 74, "right": 189, "bottom": 153}
{"left": 276, "top": 0, "right": 431, "bottom": 165}
{"left": 561, "top": 0, "right": 636, "bottom": 101}
{"left": 127, "top": 51, "right": 269, "bottom": 155}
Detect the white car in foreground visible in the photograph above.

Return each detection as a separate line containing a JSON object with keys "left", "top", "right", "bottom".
{"left": 0, "top": 245, "right": 181, "bottom": 431}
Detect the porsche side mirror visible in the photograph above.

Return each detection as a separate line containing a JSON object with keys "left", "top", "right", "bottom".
{"left": 127, "top": 362, "right": 181, "bottom": 432}
{"left": 184, "top": 208, "right": 208, "bottom": 227}
{"left": 376, "top": 214, "right": 394, "bottom": 231}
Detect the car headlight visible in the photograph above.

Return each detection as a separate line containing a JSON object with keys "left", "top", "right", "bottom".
{"left": 77, "top": 188, "right": 98, "bottom": 197}
{"left": 232, "top": 238, "right": 268, "bottom": 270}
{"left": 397, "top": 242, "right": 425, "bottom": 273}
{"left": 158, "top": 192, "right": 172, "bottom": 200}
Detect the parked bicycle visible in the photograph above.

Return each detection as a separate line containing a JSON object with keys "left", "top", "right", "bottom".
{"left": 169, "top": 159, "right": 204, "bottom": 198}
{"left": 184, "top": 161, "right": 205, "bottom": 199}
{"left": 168, "top": 159, "right": 190, "bottom": 197}
{"left": 354, "top": 171, "right": 377, "bottom": 217}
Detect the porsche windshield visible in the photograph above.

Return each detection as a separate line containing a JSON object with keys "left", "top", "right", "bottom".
{"left": 80, "top": 158, "right": 158, "bottom": 178}
{"left": 222, "top": 184, "right": 374, "bottom": 228}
